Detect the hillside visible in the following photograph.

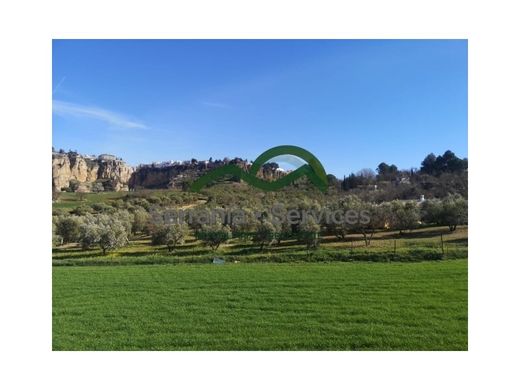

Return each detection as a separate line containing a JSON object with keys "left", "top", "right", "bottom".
{"left": 52, "top": 148, "right": 467, "bottom": 201}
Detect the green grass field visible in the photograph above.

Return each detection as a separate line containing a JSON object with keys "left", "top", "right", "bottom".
{"left": 53, "top": 260, "right": 467, "bottom": 350}
{"left": 53, "top": 191, "right": 129, "bottom": 209}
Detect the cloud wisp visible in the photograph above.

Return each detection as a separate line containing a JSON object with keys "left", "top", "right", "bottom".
{"left": 201, "top": 101, "right": 232, "bottom": 109}
{"left": 52, "top": 76, "right": 67, "bottom": 95}
{"left": 53, "top": 100, "right": 149, "bottom": 130}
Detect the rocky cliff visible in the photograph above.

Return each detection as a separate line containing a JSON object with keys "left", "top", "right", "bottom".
{"left": 129, "top": 159, "right": 286, "bottom": 190}
{"left": 52, "top": 152, "right": 134, "bottom": 192}
{"left": 53, "top": 152, "right": 287, "bottom": 192}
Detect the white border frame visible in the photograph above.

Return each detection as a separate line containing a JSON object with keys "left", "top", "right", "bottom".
{"left": 2, "top": 0, "right": 519, "bottom": 389}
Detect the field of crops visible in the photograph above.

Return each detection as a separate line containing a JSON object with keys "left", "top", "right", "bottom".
{"left": 53, "top": 260, "right": 468, "bottom": 350}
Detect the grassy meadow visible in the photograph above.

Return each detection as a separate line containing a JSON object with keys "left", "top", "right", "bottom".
{"left": 53, "top": 260, "right": 467, "bottom": 350}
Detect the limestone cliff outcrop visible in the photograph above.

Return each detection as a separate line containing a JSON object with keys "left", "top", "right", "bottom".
{"left": 129, "top": 158, "right": 286, "bottom": 190}
{"left": 52, "top": 152, "right": 134, "bottom": 192}
{"left": 53, "top": 152, "right": 287, "bottom": 192}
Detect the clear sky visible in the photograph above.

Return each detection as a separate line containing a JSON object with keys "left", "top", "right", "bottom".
{"left": 52, "top": 39, "right": 467, "bottom": 177}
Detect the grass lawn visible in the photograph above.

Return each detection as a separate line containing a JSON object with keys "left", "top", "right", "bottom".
{"left": 52, "top": 191, "right": 129, "bottom": 209}
{"left": 53, "top": 260, "right": 467, "bottom": 350}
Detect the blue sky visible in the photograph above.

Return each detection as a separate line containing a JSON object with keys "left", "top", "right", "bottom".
{"left": 52, "top": 40, "right": 467, "bottom": 176}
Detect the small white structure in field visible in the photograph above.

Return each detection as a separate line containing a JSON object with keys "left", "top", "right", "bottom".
{"left": 212, "top": 258, "right": 225, "bottom": 265}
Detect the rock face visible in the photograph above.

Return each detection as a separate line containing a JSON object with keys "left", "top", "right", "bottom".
{"left": 53, "top": 152, "right": 287, "bottom": 192}
{"left": 129, "top": 165, "right": 191, "bottom": 189}
{"left": 129, "top": 158, "right": 286, "bottom": 190}
{"left": 52, "top": 152, "right": 134, "bottom": 192}
{"left": 129, "top": 159, "right": 242, "bottom": 190}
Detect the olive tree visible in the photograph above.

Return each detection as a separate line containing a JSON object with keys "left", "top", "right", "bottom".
{"left": 323, "top": 199, "right": 349, "bottom": 240}
{"left": 111, "top": 210, "right": 133, "bottom": 236}
{"left": 151, "top": 223, "right": 189, "bottom": 252}
{"left": 441, "top": 195, "right": 468, "bottom": 231}
{"left": 98, "top": 220, "right": 129, "bottom": 255}
{"left": 388, "top": 200, "right": 420, "bottom": 234}
{"left": 199, "top": 222, "right": 232, "bottom": 251}
{"left": 421, "top": 199, "right": 443, "bottom": 225}
{"left": 229, "top": 208, "right": 259, "bottom": 240}
{"left": 78, "top": 222, "right": 101, "bottom": 250}
{"left": 77, "top": 214, "right": 129, "bottom": 254}
{"left": 324, "top": 195, "right": 363, "bottom": 241}
{"left": 253, "top": 220, "right": 276, "bottom": 251}
{"left": 52, "top": 217, "right": 63, "bottom": 247}
{"left": 299, "top": 218, "right": 321, "bottom": 250}
{"left": 55, "top": 215, "right": 82, "bottom": 244}
{"left": 421, "top": 195, "right": 467, "bottom": 231}
{"left": 349, "top": 202, "right": 387, "bottom": 247}
{"left": 132, "top": 208, "right": 151, "bottom": 235}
